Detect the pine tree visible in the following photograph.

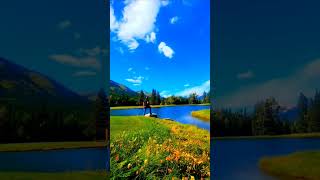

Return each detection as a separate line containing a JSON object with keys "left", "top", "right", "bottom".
{"left": 296, "top": 92, "right": 309, "bottom": 133}
{"left": 95, "top": 88, "right": 108, "bottom": 141}
{"left": 309, "top": 90, "right": 320, "bottom": 132}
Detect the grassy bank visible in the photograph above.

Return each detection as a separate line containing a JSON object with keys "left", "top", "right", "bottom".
{"left": 0, "top": 171, "right": 108, "bottom": 180}
{"left": 110, "top": 116, "right": 210, "bottom": 179}
{"left": 0, "top": 141, "right": 107, "bottom": 152}
{"left": 213, "top": 133, "right": 320, "bottom": 140}
{"left": 191, "top": 109, "right": 210, "bottom": 121}
{"left": 111, "top": 104, "right": 210, "bottom": 110}
{"left": 259, "top": 151, "right": 320, "bottom": 180}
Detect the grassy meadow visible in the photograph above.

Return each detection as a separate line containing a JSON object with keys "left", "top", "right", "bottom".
{"left": 259, "top": 151, "right": 320, "bottom": 180}
{"left": 191, "top": 109, "right": 210, "bottom": 121}
{"left": 0, "top": 171, "right": 108, "bottom": 180}
{"left": 110, "top": 116, "right": 210, "bottom": 179}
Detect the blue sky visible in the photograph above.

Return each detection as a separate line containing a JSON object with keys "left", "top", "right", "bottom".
{"left": 0, "top": 0, "right": 107, "bottom": 94}
{"left": 214, "top": 0, "right": 320, "bottom": 109}
{"left": 110, "top": 0, "right": 210, "bottom": 97}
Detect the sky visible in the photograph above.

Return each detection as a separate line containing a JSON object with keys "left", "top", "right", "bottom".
{"left": 0, "top": 0, "right": 107, "bottom": 94}
{"left": 214, "top": 0, "right": 320, "bottom": 109}
{"left": 110, "top": 0, "right": 210, "bottom": 97}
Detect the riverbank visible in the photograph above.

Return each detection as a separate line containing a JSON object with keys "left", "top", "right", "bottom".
{"left": 0, "top": 141, "right": 108, "bottom": 152}
{"left": 191, "top": 109, "right": 210, "bottom": 121}
{"left": 110, "top": 103, "right": 210, "bottom": 110}
{"left": 259, "top": 151, "right": 320, "bottom": 180}
{"left": 213, "top": 133, "right": 320, "bottom": 140}
{"left": 0, "top": 171, "right": 108, "bottom": 180}
{"left": 110, "top": 116, "right": 210, "bottom": 179}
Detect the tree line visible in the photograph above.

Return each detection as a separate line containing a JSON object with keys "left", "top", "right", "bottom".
{"left": 0, "top": 89, "right": 108, "bottom": 143}
{"left": 110, "top": 89, "right": 210, "bottom": 106}
{"left": 212, "top": 91, "right": 320, "bottom": 137}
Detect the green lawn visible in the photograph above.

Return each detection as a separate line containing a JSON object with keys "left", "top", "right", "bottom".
{"left": 191, "top": 109, "right": 210, "bottom": 121}
{"left": 0, "top": 141, "right": 107, "bottom": 152}
{"left": 0, "top": 171, "right": 108, "bottom": 180}
{"left": 259, "top": 151, "right": 320, "bottom": 180}
{"left": 110, "top": 116, "right": 210, "bottom": 179}
{"left": 110, "top": 104, "right": 210, "bottom": 110}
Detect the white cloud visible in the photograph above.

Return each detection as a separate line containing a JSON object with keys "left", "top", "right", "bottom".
{"left": 184, "top": 83, "right": 190, "bottom": 87}
{"left": 72, "top": 71, "right": 97, "bottom": 77}
{"left": 110, "top": 0, "right": 167, "bottom": 50}
{"left": 110, "top": 7, "right": 119, "bottom": 31}
{"left": 158, "top": 42, "right": 174, "bottom": 58}
{"left": 160, "top": 90, "right": 171, "bottom": 98}
{"left": 133, "top": 84, "right": 141, "bottom": 86}
{"left": 58, "top": 20, "right": 71, "bottom": 29}
{"left": 128, "top": 67, "right": 133, "bottom": 72}
{"left": 125, "top": 76, "right": 144, "bottom": 84}
{"left": 170, "top": 16, "right": 179, "bottom": 24}
{"left": 176, "top": 80, "right": 210, "bottom": 97}
{"left": 237, "top": 70, "right": 254, "bottom": 79}
{"left": 49, "top": 54, "right": 100, "bottom": 69}
{"left": 74, "top": 32, "right": 81, "bottom": 39}
{"left": 218, "top": 59, "right": 320, "bottom": 108}
{"left": 161, "top": 0, "right": 170, "bottom": 6}
{"left": 145, "top": 67, "right": 150, "bottom": 70}
{"left": 145, "top": 32, "right": 156, "bottom": 43}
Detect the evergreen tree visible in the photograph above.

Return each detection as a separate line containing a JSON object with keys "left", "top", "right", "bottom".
{"left": 296, "top": 92, "right": 309, "bottom": 133}
{"left": 138, "top": 90, "right": 145, "bottom": 106}
{"left": 308, "top": 90, "right": 320, "bottom": 132}
{"left": 95, "top": 88, "right": 108, "bottom": 141}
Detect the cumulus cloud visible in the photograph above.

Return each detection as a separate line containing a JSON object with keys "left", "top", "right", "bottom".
{"left": 158, "top": 42, "right": 174, "bottom": 58}
{"left": 49, "top": 54, "right": 100, "bottom": 69}
{"left": 145, "top": 67, "right": 150, "bottom": 70}
{"left": 160, "top": 90, "right": 171, "bottom": 98}
{"left": 128, "top": 67, "right": 133, "bottom": 72}
{"left": 126, "top": 76, "right": 144, "bottom": 84}
{"left": 176, "top": 80, "right": 210, "bottom": 97}
{"left": 72, "top": 71, "right": 97, "bottom": 77}
{"left": 237, "top": 70, "right": 254, "bottom": 79}
{"left": 58, "top": 20, "right": 71, "bottom": 29}
{"left": 170, "top": 16, "right": 179, "bottom": 24}
{"left": 110, "top": 0, "right": 167, "bottom": 50}
{"left": 218, "top": 59, "right": 320, "bottom": 108}
{"left": 184, "top": 83, "right": 190, "bottom": 87}
{"left": 145, "top": 32, "right": 156, "bottom": 43}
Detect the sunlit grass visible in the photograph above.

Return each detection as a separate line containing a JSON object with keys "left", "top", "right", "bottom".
{"left": 110, "top": 116, "right": 210, "bottom": 179}
{"left": 260, "top": 151, "right": 320, "bottom": 180}
{"left": 191, "top": 109, "right": 210, "bottom": 121}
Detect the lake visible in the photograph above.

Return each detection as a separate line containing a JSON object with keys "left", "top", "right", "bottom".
{"left": 110, "top": 105, "right": 210, "bottom": 130}
{"left": 0, "top": 148, "right": 109, "bottom": 172}
{"left": 212, "top": 138, "right": 320, "bottom": 180}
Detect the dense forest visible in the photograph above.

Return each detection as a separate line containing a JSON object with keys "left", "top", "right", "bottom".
{"left": 110, "top": 88, "right": 210, "bottom": 106}
{"left": 0, "top": 89, "right": 108, "bottom": 143}
{"left": 212, "top": 91, "right": 320, "bottom": 137}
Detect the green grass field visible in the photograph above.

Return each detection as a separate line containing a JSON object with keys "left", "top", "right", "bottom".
{"left": 110, "top": 103, "right": 210, "bottom": 110}
{"left": 191, "top": 109, "right": 210, "bottom": 121}
{"left": 0, "top": 171, "right": 108, "bottom": 180}
{"left": 259, "top": 151, "right": 320, "bottom": 180}
{"left": 0, "top": 141, "right": 107, "bottom": 152}
{"left": 110, "top": 116, "right": 210, "bottom": 179}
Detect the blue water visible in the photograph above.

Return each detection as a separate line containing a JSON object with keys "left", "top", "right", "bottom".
{"left": 111, "top": 105, "right": 210, "bottom": 130}
{"left": 212, "top": 138, "right": 320, "bottom": 180}
{"left": 0, "top": 148, "right": 109, "bottom": 172}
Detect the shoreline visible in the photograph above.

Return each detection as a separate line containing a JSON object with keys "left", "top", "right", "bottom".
{"left": 0, "top": 141, "right": 108, "bottom": 152}
{"left": 212, "top": 133, "right": 320, "bottom": 140}
{"left": 110, "top": 103, "right": 210, "bottom": 110}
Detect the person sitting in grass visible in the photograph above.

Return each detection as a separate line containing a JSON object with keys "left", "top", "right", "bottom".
{"left": 143, "top": 96, "right": 152, "bottom": 115}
